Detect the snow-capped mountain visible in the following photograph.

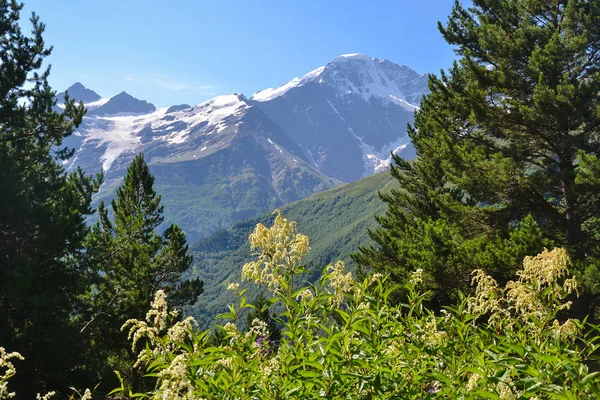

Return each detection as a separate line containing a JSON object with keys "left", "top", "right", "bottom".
{"left": 58, "top": 54, "right": 428, "bottom": 241}
{"left": 251, "top": 53, "right": 428, "bottom": 181}
{"left": 60, "top": 88, "right": 336, "bottom": 241}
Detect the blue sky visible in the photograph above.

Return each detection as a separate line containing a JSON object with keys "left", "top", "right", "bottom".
{"left": 23, "top": 0, "right": 460, "bottom": 107}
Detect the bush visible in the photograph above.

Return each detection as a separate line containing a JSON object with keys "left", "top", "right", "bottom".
{"left": 115, "top": 212, "right": 600, "bottom": 399}
{"left": 2, "top": 213, "right": 599, "bottom": 399}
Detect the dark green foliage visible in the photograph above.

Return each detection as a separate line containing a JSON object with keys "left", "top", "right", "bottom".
{"left": 188, "top": 171, "right": 394, "bottom": 328}
{"left": 83, "top": 154, "right": 203, "bottom": 391}
{"left": 355, "top": 0, "right": 600, "bottom": 312}
{"left": 245, "top": 293, "right": 282, "bottom": 348}
{"left": 0, "top": 0, "right": 101, "bottom": 396}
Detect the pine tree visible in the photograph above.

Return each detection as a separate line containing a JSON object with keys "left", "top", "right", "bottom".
{"left": 0, "top": 0, "right": 101, "bottom": 396}
{"left": 355, "top": 0, "right": 600, "bottom": 311}
{"left": 83, "top": 153, "right": 203, "bottom": 390}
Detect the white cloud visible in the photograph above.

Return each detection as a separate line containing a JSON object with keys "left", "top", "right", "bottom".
{"left": 124, "top": 72, "right": 214, "bottom": 94}
{"left": 151, "top": 78, "right": 214, "bottom": 92}
{"left": 125, "top": 74, "right": 141, "bottom": 82}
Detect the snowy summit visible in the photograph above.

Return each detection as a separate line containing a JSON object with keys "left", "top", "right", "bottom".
{"left": 251, "top": 53, "right": 427, "bottom": 111}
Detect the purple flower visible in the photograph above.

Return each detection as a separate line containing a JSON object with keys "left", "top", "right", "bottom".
{"left": 255, "top": 336, "right": 274, "bottom": 356}
{"left": 427, "top": 381, "right": 441, "bottom": 394}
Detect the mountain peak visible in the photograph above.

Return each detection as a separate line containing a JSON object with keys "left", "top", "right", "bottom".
{"left": 320, "top": 54, "right": 426, "bottom": 108}
{"left": 56, "top": 82, "right": 101, "bottom": 104}
{"left": 250, "top": 66, "right": 325, "bottom": 102}
{"left": 113, "top": 91, "right": 135, "bottom": 98}
{"left": 87, "top": 91, "right": 156, "bottom": 116}
{"left": 330, "top": 53, "right": 374, "bottom": 63}
{"left": 251, "top": 54, "right": 426, "bottom": 107}
{"left": 68, "top": 82, "right": 86, "bottom": 90}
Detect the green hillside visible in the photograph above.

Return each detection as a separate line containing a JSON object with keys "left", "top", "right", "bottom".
{"left": 186, "top": 171, "right": 396, "bottom": 327}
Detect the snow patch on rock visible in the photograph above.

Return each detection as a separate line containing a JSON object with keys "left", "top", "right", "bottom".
{"left": 56, "top": 97, "right": 110, "bottom": 111}
{"left": 83, "top": 98, "right": 111, "bottom": 111}
{"left": 251, "top": 66, "right": 325, "bottom": 102}
{"left": 157, "top": 94, "right": 248, "bottom": 144}
{"left": 267, "top": 137, "right": 283, "bottom": 153}
{"left": 83, "top": 114, "right": 149, "bottom": 171}
{"left": 351, "top": 133, "right": 409, "bottom": 176}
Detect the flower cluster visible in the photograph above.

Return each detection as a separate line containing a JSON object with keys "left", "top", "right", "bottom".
{"left": 409, "top": 268, "right": 423, "bottom": 286}
{"left": 0, "top": 348, "right": 65, "bottom": 400}
{"left": 119, "top": 290, "right": 205, "bottom": 398}
{"left": 0, "top": 348, "right": 23, "bottom": 399}
{"left": 241, "top": 211, "right": 309, "bottom": 294}
{"left": 327, "top": 260, "right": 354, "bottom": 305}
{"left": 35, "top": 392, "right": 55, "bottom": 400}
{"left": 468, "top": 248, "right": 579, "bottom": 339}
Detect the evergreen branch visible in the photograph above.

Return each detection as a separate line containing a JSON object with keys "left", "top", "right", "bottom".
{"left": 79, "top": 290, "right": 121, "bottom": 333}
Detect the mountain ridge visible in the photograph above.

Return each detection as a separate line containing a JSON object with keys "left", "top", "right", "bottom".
{"left": 252, "top": 53, "right": 427, "bottom": 109}
{"left": 58, "top": 54, "right": 427, "bottom": 241}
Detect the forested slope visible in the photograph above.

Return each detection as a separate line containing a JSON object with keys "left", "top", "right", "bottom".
{"left": 187, "top": 171, "right": 395, "bottom": 326}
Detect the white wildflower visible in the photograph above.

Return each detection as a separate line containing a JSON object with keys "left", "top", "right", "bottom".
{"left": 227, "top": 282, "right": 240, "bottom": 292}
{"left": 80, "top": 389, "right": 92, "bottom": 400}
{"left": 242, "top": 211, "right": 310, "bottom": 294}
{"left": 409, "top": 268, "right": 423, "bottom": 286}
{"left": 216, "top": 357, "right": 233, "bottom": 370}
{"left": 248, "top": 318, "right": 269, "bottom": 339}
{"left": 497, "top": 381, "right": 515, "bottom": 400}
{"left": 327, "top": 261, "right": 354, "bottom": 305}
{"left": 466, "top": 373, "right": 481, "bottom": 391}
{"left": 0, "top": 348, "right": 24, "bottom": 399}
{"left": 36, "top": 392, "right": 55, "bottom": 400}
{"left": 167, "top": 316, "right": 198, "bottom": 343}
{"left": 260, "top": 357, "right": 280, "bottom": 377}
{"left": 296, "top": 288, "right": 313, "bottom": 302}
{"left": 145, "top": 290, "right": 177, "bottom": 331}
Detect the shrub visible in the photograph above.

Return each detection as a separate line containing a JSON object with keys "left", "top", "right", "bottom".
{"left": 116, "top": 212, "right": 600, "bottom": 399}
{"left": 2, "top": 213, "right": 599, "bottom": 398}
